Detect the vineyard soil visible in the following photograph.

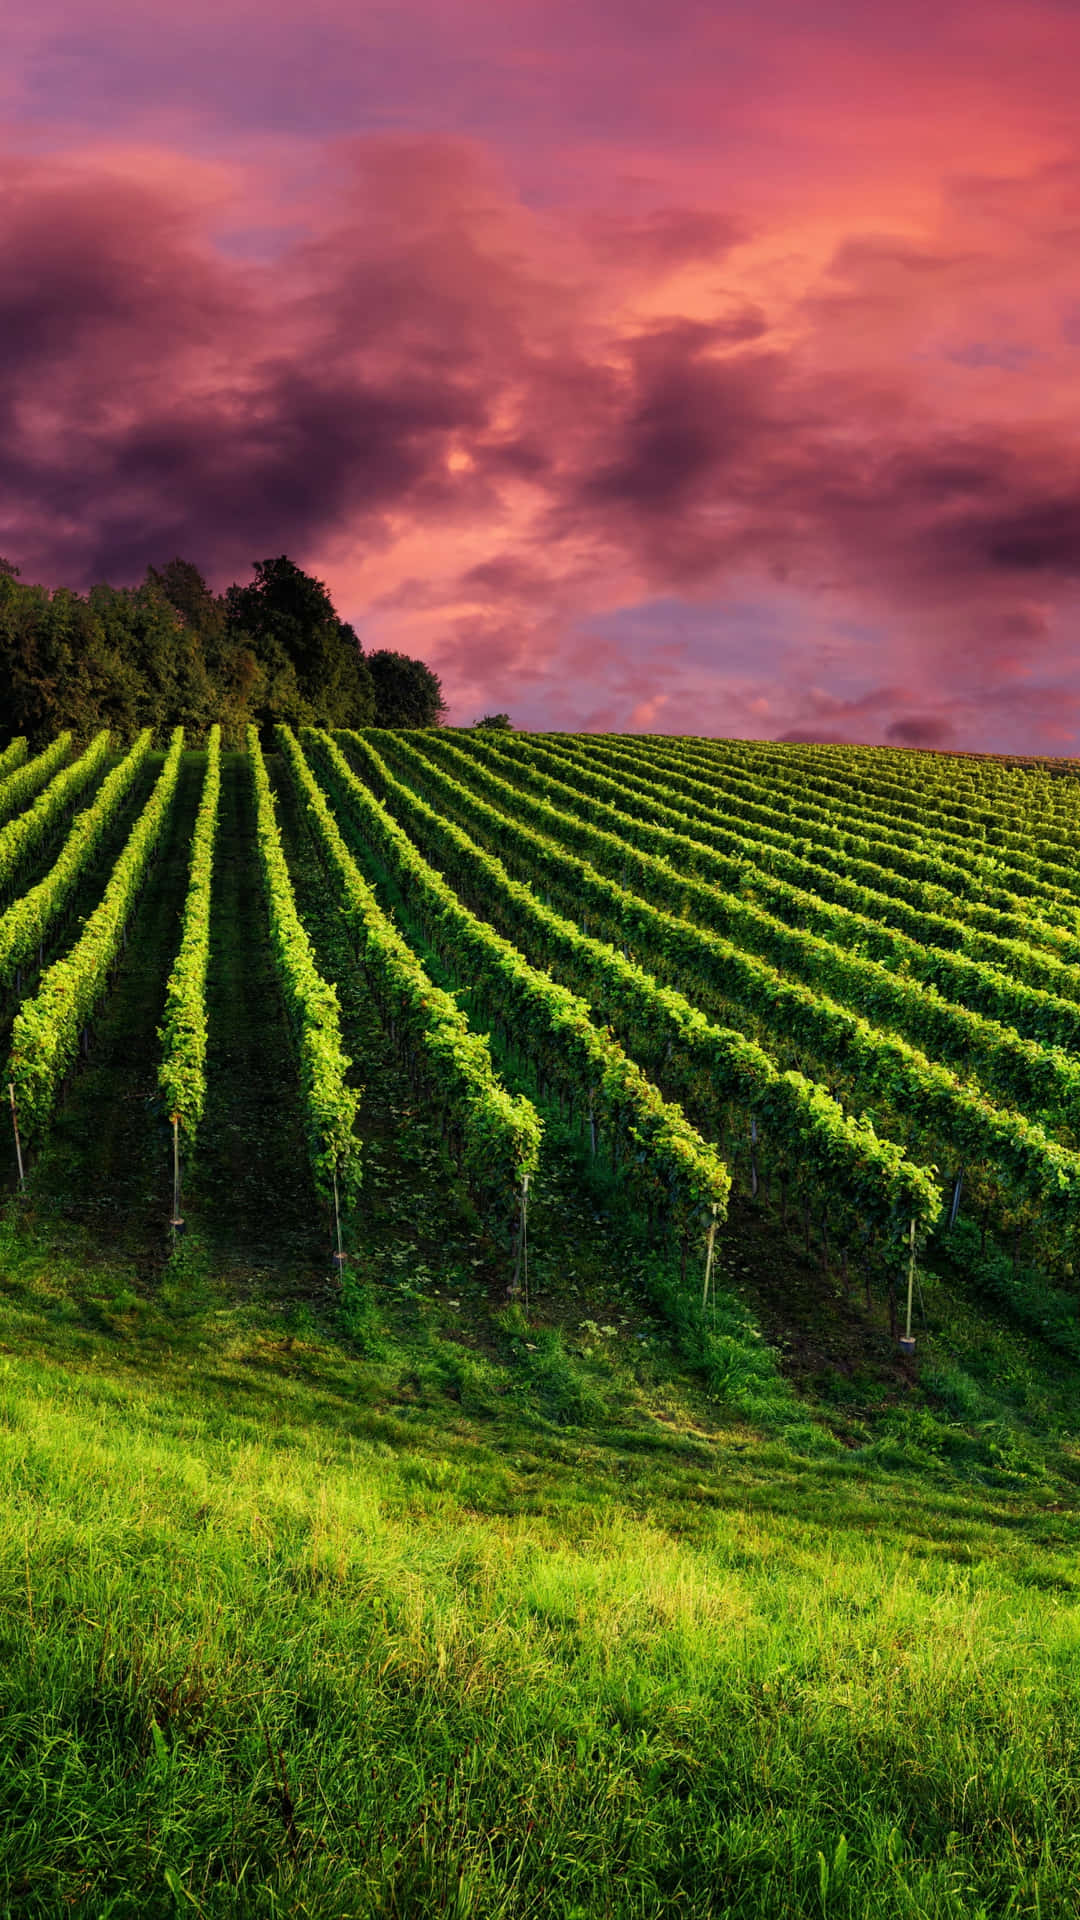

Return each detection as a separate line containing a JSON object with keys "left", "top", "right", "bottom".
{"left": 186, "top": 750, "right": 327, "bottom": 1291}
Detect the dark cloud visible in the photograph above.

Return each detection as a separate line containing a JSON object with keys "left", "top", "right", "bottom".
{"left": 0, "top": 145, "right": 504, "bottom": 586}
{"left": 580, "top": 206, "right": 747, "bottom": 271}
{"left": 474, "top": 438, "right": 552, "bottom": 480}
{"left": 944, "top": 341, "right": 1039, "bottom": 371}
{"left": 878, "top": 445, "right": 1004, "bottom": 504}
{"left": 824, "top": 234, "right": 976, "bottom": 279}
{"left": 983, "top": 499, "right": 1080, "bottom": 573}
{"left": 460, "top": 556, "right": 554, "bottom": 597}
{"left": 885, "top": 714, "right": 957, "bottom": 746}
{"left": 555, "top": 304, "right": 1080, "bottom": 627}
{"left": 575, "top": 328, "right": 783, "bottom": 519}
{"left": 775, "top": 727, "right": 876, "bottom": 744}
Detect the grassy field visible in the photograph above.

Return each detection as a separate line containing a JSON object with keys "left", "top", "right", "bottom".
{"left": 2, "top": 751, "right": 1080, "bottom": 1917}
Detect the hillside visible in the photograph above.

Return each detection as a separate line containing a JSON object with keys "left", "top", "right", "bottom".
{"left": 1, "top": 729, "right": 1079, "bottom": 1917}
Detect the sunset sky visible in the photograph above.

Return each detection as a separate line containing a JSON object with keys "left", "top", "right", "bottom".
{"left": 4, "top": 1, "right": 1080, "bottom": 747}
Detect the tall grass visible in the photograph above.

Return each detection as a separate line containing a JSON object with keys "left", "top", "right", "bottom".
{"left": 1, "top": 1237, "right": 1079, "bottom": 1919}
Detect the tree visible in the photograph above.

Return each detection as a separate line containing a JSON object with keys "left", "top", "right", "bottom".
{"left": 146, "top": 559, "right": 257, "bottom": 745}
{"left": 147, "top": 557, "right": 224, "bottom": 641}
{"left": 473, "top": 712, "right": 513, "bottom": 731}
{"left": 0, "top": 553, "right": 445, "bottom": 744}
{"left": 368, "top": 649, "right": 447, "bottom": 727}
{"left": 224, "top": 555, "right": 375, "bottom": 730}
{"left": 90, "top": 578, "right": 216, "bottom": 737}
{"left": 0, "top": 581, "right": 133, "bottom": 743}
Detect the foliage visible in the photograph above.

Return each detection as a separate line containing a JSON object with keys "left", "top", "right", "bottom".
{"left": 462, "top": 729, "right": 1080, "bottom": 1138}
{"left": 0, "top": 734, "right": 73, "bottom": 831}
{"left": 8, "top": 716, "right": 1080, "bottom": 1313}
{"left": 0, "top": 556, "right": 438, "bottom": 747}
{"left": 554, "top": 731, "right": 1080, "bottom": 1007}
{"left": 315, "top": 728, "right": 732, "bottom": 1248}
{"left": 276, "top": 724, "right": 539, "bottom": 1221}
{"left": 6, "top": 732, "right": 185, "bottom": 1151}
{"left": 345, "top": 729, "right": 941, "bottom": 1264}
{"left": 247, "top": 726, "right": 362, "bottom": 1209}
{"left": 638, "top": 730, "right": 1080, "bottom": 926}
{"left": 0, "top": 732, "right": 153, "bottom": 989}
{"left": 390, "top": 727, "right": 1080, "bottom": 1278}
{"left": 224, "top": 555, "right": 375, "bottom": 732}
{"left": 0, "top": 738, "right": 27, "bottom": 782}
{"left": 0, "top": 730, "right": 111, "bottom": 904}
{"left": 473, "top": 712, "right": 513, "bottom": 731}
{"left": 157, "top": 727, "right": 222, "bottom": 1143}
{"left": 366, "top": 648, "right": 447, "bottom": 727}
{"left": 581, "top": 731, "right": 1080, "bottom": 965}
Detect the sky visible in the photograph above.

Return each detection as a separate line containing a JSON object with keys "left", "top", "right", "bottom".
{"left": 3, "top": 2, "right": 1080, "bottom": 747}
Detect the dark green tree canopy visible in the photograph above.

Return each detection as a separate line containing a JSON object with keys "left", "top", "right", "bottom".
{"left": 224, "top": 555, "right": 374, "bottom": 731}
{"left": 367, "top": 649, "right": 447, "bottom": 728}
{"left": 148, "top": 558, "right": 225, "bottom": 641}
{"left": 0, "top": 555, "right": 439, "bottom": 745}
{"left": 473, "top": 712, "right": 513, "bottom": 731}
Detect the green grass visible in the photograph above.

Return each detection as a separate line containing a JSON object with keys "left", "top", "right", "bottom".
{"left": 2, "top": 1223, "right": 1080, "bottom": 1919}
{"left": 1, "top": 756, "right": 1080, "bottom": 1916}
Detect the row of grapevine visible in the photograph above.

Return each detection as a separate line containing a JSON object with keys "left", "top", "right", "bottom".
{"left": 305, "top": 729, "right": 736, "bottom": 1253}
{"left": 0, "top": 731, "right": 154, "bottom": 992}
{"left": 756, "top": 734, "right": 1080, "bottom": 847}
{"left": 687, "top": 731, "right": 1067, "bottom": 840}
{"left": 547, "top": 732, "right": 1080, "bottom": 982}
{"left": 276, "top": 726, "right": 540, "bottom": 1235}
{"left": 158, "top": 726, "right": 222, "bottom": 1155}
{"left": 430, "top": 730, "right": 1080, "bottom": 1142}
{"left": 475, "top": 732, "right": 1080, "bottom": 1035}
{"left": 369, "top": 729, "right": 1080, "bottom": 1276}
{"left": 610, "top": 732, "right": 1080, "bottom": 940}
{"left": 640, "top": 733, "right": 1080, "bottom": 908}
{"left": 247, "top": 727, "right": 361, "bottom": 1213}
{"left": 0, "top": 734, "right": 73, "bottom": 833}
{"left": 0, "top": 730, "right": 112, "bottom": 904}
{"left": 6, "top": 732, "right": 185, "bottom": 1154}
{"left": 0, "top": 740, "right": 27, "bottom": 783}
{"left": 341, "top": 729, "right": 942, "bottom": 1264}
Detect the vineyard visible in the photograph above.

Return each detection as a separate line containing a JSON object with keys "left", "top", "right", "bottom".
{"left": 6, "top": 725, "right": 1080, "bottom": 1919}
{"left": 3, "top": 721, "right": 1080, "bottom": 1355}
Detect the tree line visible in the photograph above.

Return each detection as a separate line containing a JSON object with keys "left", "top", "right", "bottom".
{"left": 0, "top": 554, "right": 447, "bottom": 746}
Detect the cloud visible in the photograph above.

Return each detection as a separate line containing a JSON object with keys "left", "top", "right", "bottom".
{"left": 885, "top": 714, "right": 957, "bottom": 747}
{"left": 983, "top": 499, "right": 1080, "bottom": 573}
{"left": 578, "top": 338, "right": 771, "bottom": 516}
{"left": 823, "top": 234, "right": 978, "bottom": 281}
{"left": 775, "top": 727, "right": 873, "bottom": 744}
{"left": 578, "top": 206, "right": 747, "bottom": 272}
{"left": 0, "top": 140, "right": 515, "bottom": 584}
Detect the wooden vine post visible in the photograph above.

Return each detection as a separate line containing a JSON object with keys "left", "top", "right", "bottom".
{"left": 510, "top": 1172, "right": 530, "bottom": 1303}
{"left": 701, "top": 1202, "right": 719, "bottom": 1311}
{"left": 899, "top": 1217, "right": 917, "bottom": 1357}
{"left": 8, "top": 1082, "right": 24, "bottom": 1191}
{"left": 170, "top": 1114, "right": 184, "bottom": 1234}
{"left": 331, "top": 1161, "right": 346, "bottom": 1283}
